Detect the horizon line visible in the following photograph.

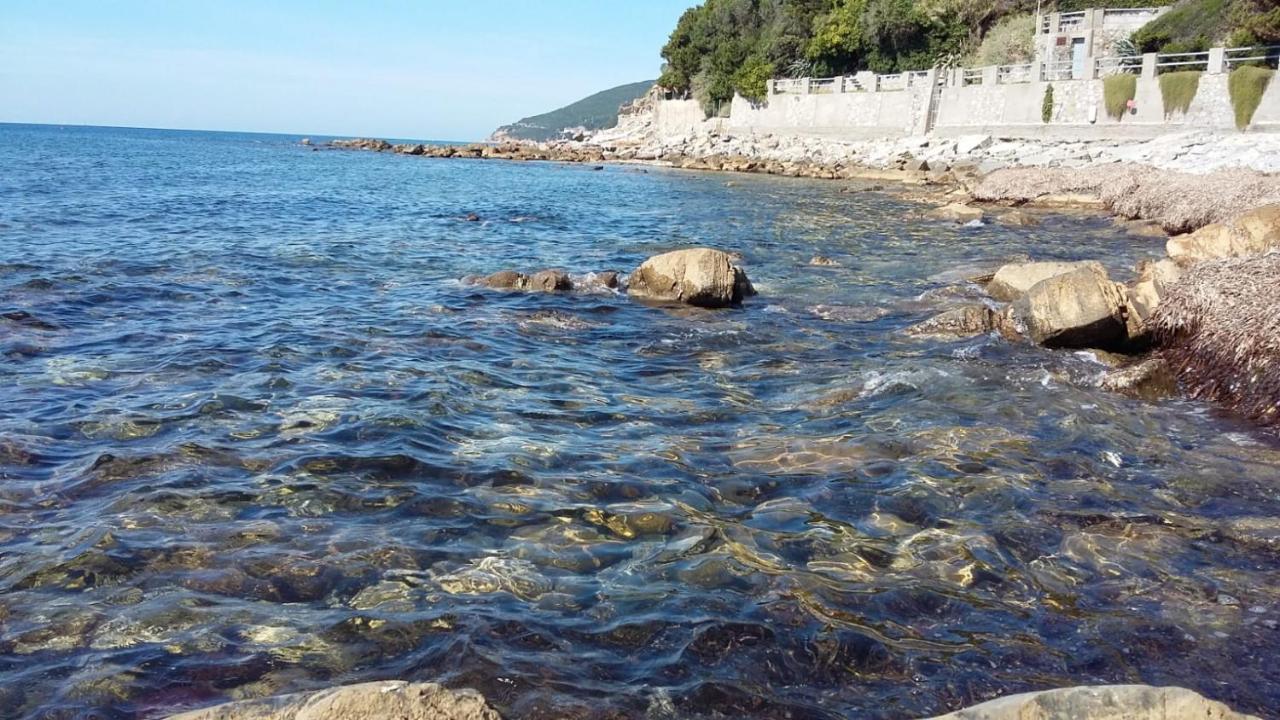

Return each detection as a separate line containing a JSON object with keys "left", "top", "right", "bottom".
{"left": 0, "top": 120, "right": 481, "bottom": 145}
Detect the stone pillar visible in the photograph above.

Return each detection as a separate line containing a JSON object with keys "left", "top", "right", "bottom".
{"left": 1049, "top": 12, "right": 1061, "bottom": 34}
{"left": 1032, "top": 61, "right": 1045, "bottom": 83}
{"left": 1141, "top": 53, "right": 1158, "bottom": 80}
{"left": 982, "top": 65, "right": 999, "bottom": 86}
{"left": 766, "top": 79, "right": 775, "bottom": 96}
{"left": 803, "top": 78, "right": 812, "bottom": 94}
{"left": 855, "top": 71, "right": 876, "bottom": 92}
{"left": 1207, "top": 47, "right": 1226, "bottom": 74}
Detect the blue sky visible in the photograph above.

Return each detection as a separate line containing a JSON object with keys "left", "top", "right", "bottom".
{"left": 1, "top": 1, "right": 694, "bottom": 140}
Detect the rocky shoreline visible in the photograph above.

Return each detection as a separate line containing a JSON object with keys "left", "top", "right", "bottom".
{"left": 319, "top": 132, "right": 1280, "bottom": 429}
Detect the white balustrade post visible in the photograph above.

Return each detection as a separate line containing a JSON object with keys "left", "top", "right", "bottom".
{"left": 1207, "top": 47, "right": 1226, "bottom": 74}
{"left": 766, "top": 79, "right": 775, "bottom": 96}
{"left": 1141, "top": 53, "right": 1158, "bottom": 80}
{"left": 982, "top": 65, "right": 999, "bottom": 86}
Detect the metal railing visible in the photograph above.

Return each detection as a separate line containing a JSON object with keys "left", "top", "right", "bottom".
{"left": 1041, "top": 59, "right": 1076, "bottom": 81}
{"left": 764, "top": 43, "right": 1277, "bottom": 98}
{"left": 997, "top": 63, "right": 1034, "bottom": 84}
{"left": 1225, "top": 45, "right": 1280, "bottom": 70}
{"left": 1094, "top": 55, "right": 1142, "bottom": 77}
{"left": 773, "top": 78, "right": 805, "bottom": 94}
{"left": 1103, "top": 7, "right": 1164, "bottom": 19}
{"left": 810, "top": 77, "right": 838, "bottom": 94}
{"left": 1155, "top": 51, "right": 1210, "bottom": 73}
{"left": 877, "top": 73, "right": 906, "bottom": 91}
{"left": 1057, "top": 11, "right": 1086, "bottom": 30}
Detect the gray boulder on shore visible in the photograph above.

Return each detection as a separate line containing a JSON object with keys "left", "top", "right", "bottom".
{"left": 627, "top": 248, "right": 755, "bottom": 308}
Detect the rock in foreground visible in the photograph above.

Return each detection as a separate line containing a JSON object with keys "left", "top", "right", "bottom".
{"left": 987, "top": 261, "right": 1103, "bottom": 302}
{"left": 925, "top": 684, "right": 1258, "bottom": 720}
{"left": 1015, "top": 264, "right": 1128, "bottom": 349}
{"left": 166, "top": 681, "right": 500, "bottom": 720}
{"left": 627, "top": 248, "right": 754, "bottom": 307}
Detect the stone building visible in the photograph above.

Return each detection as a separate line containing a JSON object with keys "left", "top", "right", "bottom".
{"left": 1034, "top": 6, "right": 1169, "bottom": 79}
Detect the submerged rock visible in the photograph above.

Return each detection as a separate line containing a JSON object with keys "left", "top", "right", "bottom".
{"left": 987, "top": 261, "right": 1102, "bottom": 302}
{"left": 809, "top": 255, "right": 841, "bottom": 267}
{"left": 166, "top": 681, "right": 500, "bottom": 720}
{"left": 627, "top": 248, "right": 754, "bottom": 308}
{"left": 904, "top": 305, "right": 998, "bottom": 339}
{"left": 925, "top": 684, "right": 1258, "bottom": 720}
{"left": 1101, "top": 357, "right": 1178, "bottom": 400}
{"left": 1014, "top": 264, "right": 1127, "bottom": 349}
{"left": 995, "top": 210, "right": 1040, "bottom": 227}
{"left": 927, "top": 203, "right": 984, "bottom": 224}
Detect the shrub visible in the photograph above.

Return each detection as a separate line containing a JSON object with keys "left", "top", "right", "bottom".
{"left": 968, "top": 14, "right": 1035, "bottom": 67}
{"left": 1159, "top": 71, "right": 1202, "bottom": 117}
{"left": 1042, "top": 84, "right": 1054, "bottom": 123}
{"left": 733, "top": 55, "right": 775, "bottom": 103}
{"left": 1104, "top": 74, "right": 1138, "bottom": 119}
{"left": 1229, "top": 65, "right": 1276, "bottom": 129}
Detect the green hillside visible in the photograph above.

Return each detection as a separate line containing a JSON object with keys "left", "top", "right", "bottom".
{"left": 492, "top": 80, "right": 655, "bottom": 141}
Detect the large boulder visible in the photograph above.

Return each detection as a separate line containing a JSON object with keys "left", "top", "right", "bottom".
{"left": 1167, "top": 203, "right": 1280, "bottom": 265}
{"left": 987, "top": 261, "right": 1103, "bottom": 302}
{"left": 1015, "top": 264, "right": 1128, "bottom": 348}
{"left": 166, "top": 681, "right": 500, "bottom": 720}
{"left": 627, "top": 248, "right": 754, "bottom": 308}
{"left": 925, "top": 684, "right": 1258, "bottom": 720}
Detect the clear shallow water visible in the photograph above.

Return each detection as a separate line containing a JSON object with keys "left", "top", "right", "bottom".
{"left": 1, "top": 123, "right": 1278, "bottom": 720}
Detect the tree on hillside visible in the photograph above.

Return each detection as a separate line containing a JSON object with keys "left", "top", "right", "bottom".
{"left": 658, "top": 0, "right": 1032, "bottom": 114}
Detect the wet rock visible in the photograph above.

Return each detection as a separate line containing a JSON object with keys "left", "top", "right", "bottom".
{"left": 1101, "top": 357, "right": 1178, "bottom": 400}
{"left": 995, "top": 210, "right": 1040, "bottom": 227}
{"left": 1125, "top": 258, "right": 1183, "bottom": 333}
{"left": 479, "top": 270, "right": 527, "bottom": 290}
{"left": 927, "top": 203, "right": 984, "bottom": 224}
{"left": 1167, "top": 203, "right": 1280, "bottom": 265}
{"left": 1120, "top": 218, "right": 1168, "bottom": 238}
{"left": 987, "top": 260, "right": 1103, "bottom": 302}
{"left": 809, "top": 255, "right": 841, "bottom": 267}
{"left": 328, "top": 138, "right": 391, "bottom": 152}
{"left": 527, "top": 269, "right": 572, "bottom": 292}
{"left": 166, "top": 681, "right": 500, "bottom": 720}
{"left": 904, "top": 305, "right": 998, "bottom": 340}
{"left": 627, "top": 248, "right": 754, "bottom": 308}
{"left": 925, "top": 684, "right": 1259, "bottom": 720}
{"left": 1015, "top": 264, "right": 1128, "bottom": 349}
{"left": 465, "top": 213, "right": 482, "bottom": 222}
{"left": 597, "top": 270, "right": 621, "bottom": 289}
{"left": 299, "top": 138, "right": 311, "bottom": 146}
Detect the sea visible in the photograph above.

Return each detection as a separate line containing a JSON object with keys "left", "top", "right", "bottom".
{"left": 0, "top": 123, "right": 1277, "bottom": 719}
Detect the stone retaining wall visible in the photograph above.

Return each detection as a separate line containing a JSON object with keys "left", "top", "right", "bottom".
{"left": 691, "top": 58, "right": 1280, "bottom": 141}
